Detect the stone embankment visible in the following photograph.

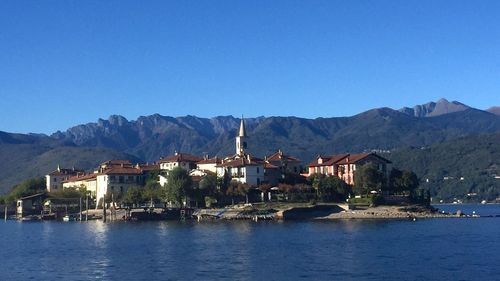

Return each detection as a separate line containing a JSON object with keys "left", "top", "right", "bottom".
{"left": 194, "top": 204, "right": 472, "bottom": 221}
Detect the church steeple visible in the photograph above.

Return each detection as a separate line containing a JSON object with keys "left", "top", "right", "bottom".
{"left": 238, "top": 115, "right": 247, "bottom": 137}
{"left": 236, "top": 116, "right": 248, "bottom": 156}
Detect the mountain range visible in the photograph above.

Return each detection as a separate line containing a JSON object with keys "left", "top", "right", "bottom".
{"left": 1, "top": 98, "right": 499, "bottom": 194}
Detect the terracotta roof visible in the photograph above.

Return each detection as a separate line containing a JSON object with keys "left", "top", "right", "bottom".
{"left": 336, "top": 153, "right": 370, "bottom": 164}
{"left": 264, "top": 163, "right": 279, "bottom": 169}
{"left": 48, "top": 168, "right": 83, "bottom": 176}
{"left": 197, "top": 157, "right": 221, "bottom": 165}
{"left": 158, "top": 153, "right": 203, "bottom": 163}
{"left": 307, "top": 154, "right": 349, "bottom": 167}
{"left": 336, "top": 153, "right": 391, "bottom": 164}
{"left": 100, "top": 167, "right": 144, "bottom": 175}
{"left": 266, "top": 150, "right": 300, "bottom": 162}
{"left": 217, "top": 157, "right": 264, "bottom": 168}
{"left": 100, "top": 160, "right": 132, "bottom": 166}
{"left": 64, "top": 173, "right": 98, "bottom": 183}
{"left": 137, "top": 163, "right": 160, "bottom": 171}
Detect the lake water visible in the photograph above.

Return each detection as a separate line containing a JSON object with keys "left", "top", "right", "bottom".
{"left": 1, "top": 204, "right": 499, "bottom": 281}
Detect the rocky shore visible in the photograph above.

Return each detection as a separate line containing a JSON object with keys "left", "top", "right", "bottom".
{"left": 317, "top": 205, "right": 458, "bottom": 220}
{"left": 193, "top": 203, "right": 472, "bottom": 221}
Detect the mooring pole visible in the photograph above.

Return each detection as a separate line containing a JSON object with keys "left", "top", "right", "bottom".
{"left": 85, "top": 194, "right": 89, "bottom": 221}
{"left": 79, "top": 197, "right": 82, "bottom": 221}
{"left": 4, "top": 205, "right": 7, "bottom": 221}
{"left": 103, "top": 202, "right": 107, "bottom": 223}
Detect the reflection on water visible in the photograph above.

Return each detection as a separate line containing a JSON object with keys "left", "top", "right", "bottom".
{"left": 84, "top": 221, "right": 111, "bottom": 279}
{"left": 1, "top": 204, "right": 499, "bottom": 281}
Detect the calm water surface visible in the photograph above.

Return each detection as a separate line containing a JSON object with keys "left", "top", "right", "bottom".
{"left": 1, "top": 204, "right": 499, "bottom": 281}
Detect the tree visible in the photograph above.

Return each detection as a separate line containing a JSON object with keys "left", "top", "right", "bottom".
{"left": 388, "top": 168, "right": 404, "bottom": 193}
{"left": 50, "top": 187, "right": 87, "bottom": 199}
{"left": 310, "top": 173, "right": 326, "bottom": 198}
{"left": 388, "top": 168, "right": 419, "bottom": 194}
{"left": 4, "top": 177, "right": 46, "bottom": 203}
{"left": 164, "top": 167, "right": 192, "bottom": 207}
{"left": 123, "top": 186, "right": 144, "bottom": 207}
{"left": 354, "top": 163, "right": 386, "bottom": 195}
{"left": 199, "top": 173, "right": 217, "bottom": 195}
{"left": 237, "top": 183, "right": 252, "bottom": 204}
{"left": 226, "top": 181, "right": 239, "bottom": 205}
{"left": 144, "top": 181, "right": 162, "bottom": 205}
{"left": 259, "top": 183, "right": 272, "bottom": 202}
{"left": 401, "top": 170, "right": 419, "bottom": 192}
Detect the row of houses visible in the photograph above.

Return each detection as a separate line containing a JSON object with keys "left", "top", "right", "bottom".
{"left": 46, "top": 117, "right": 391, "bottom": 205}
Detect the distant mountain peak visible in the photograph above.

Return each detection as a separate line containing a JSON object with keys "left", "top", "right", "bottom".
{"left": 399, "top": 98, "right": 471, "bottom": 118}
{"left": 486, "top": 106, "right": 500, "bottom": 116}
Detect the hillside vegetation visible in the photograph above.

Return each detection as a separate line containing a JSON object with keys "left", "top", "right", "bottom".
{"left": 0, "top": 145, "right": 139, "bottom": 194}
{"left": 385, "top": 133, "right": 500, "bottom": 202}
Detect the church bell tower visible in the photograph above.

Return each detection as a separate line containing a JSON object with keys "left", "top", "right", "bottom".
{"left": 236, "top": 116, "right": 247, "bottom": 156}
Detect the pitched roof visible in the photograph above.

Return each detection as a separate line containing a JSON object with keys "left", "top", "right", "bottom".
{"left": 266, "top": 150, "right": 300, "bottom": 162}
{"left": 336, "top": 153, "right": 391, "bottom": 164}
{"left": 158, "top": 153, "right": 203, "bottom": 163}
{"left": 18, "top": 193, "right": 46, "bottom": 200}
{"left": 217, "top": 157, "right": 264, "bottom": 168}
{"left": 100, "top": 167, "right": 144, "bottom": 175}
{"left": 63, "top": 173, "right": 98, "bottom": 183}
{"left": 48, "top": 168, "right": 83, "bottom": 176}
{"left": 197, "top": 157, "right": 221, "bottom": 165}
{"left": 264, "top": 163, "right": 279, "bottom": 169}
{"left": 136, "top": 163, "right": 160, "bottom": 171}
{"left": 100, "top": 160, "right": 132, "bottom": 166}
{"left": 307, "top": 154, "right": 349, "bottom": 167}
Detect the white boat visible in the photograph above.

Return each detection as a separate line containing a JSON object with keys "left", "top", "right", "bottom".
{"left": 62, "top": 215, "right": 77, "bottom": 221}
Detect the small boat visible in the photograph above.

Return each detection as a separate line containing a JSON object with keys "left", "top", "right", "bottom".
{"left": 481, "top": 200, "right": 487, "bottom": 204}
{"left": 62, "top": 214, "right": 77, "bottom": 222}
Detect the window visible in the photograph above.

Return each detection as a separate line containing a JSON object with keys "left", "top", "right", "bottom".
{"left": 120, "top": 186, "right": 123, "bottom": 193}
{"left": 54, "top": 178, "right": 57, "bottom": 182}
{"left": 257, "top": 167, "right": 260, "bottom": 174}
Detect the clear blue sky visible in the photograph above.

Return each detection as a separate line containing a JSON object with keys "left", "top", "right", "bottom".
{"left": 1, "top": 1, "right": 499, "bottom": 134}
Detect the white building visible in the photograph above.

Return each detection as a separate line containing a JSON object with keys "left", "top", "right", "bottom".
{"left": 158, "top": 152, "right": 202, "bottom": 171}
{"left": 45, "top": 165, "right": 83, "bottom": 192}
{"left": 62, "top": 173, "right": 98, "bottom": 197}
{"left": 196, "top": 156, "right": 221, "bottom": 173}
{"left": 95, "top": 166, "right": 145, "bottom": 206}
{"left": 217, "top": 155, "right": 264, "bottom": 186}
{"left": 216, "top": 117, "right": 265, "bottom": 186}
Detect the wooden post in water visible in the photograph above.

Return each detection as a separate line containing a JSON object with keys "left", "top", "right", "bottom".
{"left": 111, "top": 193, "right": 115, "bottom": 221}
{"left": 4, "top": 205, "right": 7, "bottom": 221}
{"left": 85, "top": 194, "right": 89, "bottom": 221}
{"left": 103, "top": 202, "right": 107, "bottom": 223}
{"left": 79, "top": 197, "right": 82, "bottom": 221}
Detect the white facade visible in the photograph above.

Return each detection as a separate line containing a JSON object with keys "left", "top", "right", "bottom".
{"left": 217, "top": 164, "right": 264, "bottom": 186}
{"left": 45, "top": 167, "right": 81, "bottom": 192}
{"left": 197, "top": 162, "right": 218, "bottom": 173}
{"left": 62, "top": 175, "right": 97, "bottom": 197}
{"left": 95, "top": 173, "right": 144, "bottom": 206}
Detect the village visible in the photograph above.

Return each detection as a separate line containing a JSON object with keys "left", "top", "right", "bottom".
{"left": 15, "top": 117, "right": 434, "bottom": 221}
